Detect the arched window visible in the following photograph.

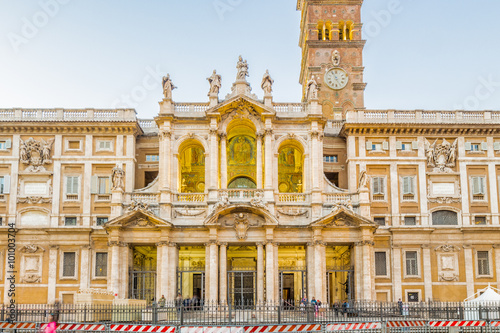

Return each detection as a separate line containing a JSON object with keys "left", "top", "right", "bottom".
{"left": 325, "top": 21, "right": 332, "bottom": 41}
{"left": 179, "top": 144, "right": 205, "bottom": 193}
{"left": 346, "top": 21, "right": 354, "bottom": 41}
{"left": 226, "top": 122, "right": 257, "bottom": 188}
{"left": 338, "top": 21, "right": 345, "bottom": 40}
{"left": 432, "top": 210, "right": 458, "bottom": 225}
{"left": 278, "top": 145, "right": 304, "bottom": 193}
{"left": 317, "top": 21, "right": 324, "bottom": 40}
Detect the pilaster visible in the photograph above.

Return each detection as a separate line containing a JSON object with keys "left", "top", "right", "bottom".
{"left": 47, "top": 245, "right": 58, "bottom": 304}
{"left": 219, "top": 243, "right": 228, "bottom": 303}
{"left": 463, "top": 245, "right": 474, "bottom": 297}
{"left": 422, "top": 244, "right": 432, "bottom": 302}
{"left": 256, "top": 242, "right": 265, "bottom": 303}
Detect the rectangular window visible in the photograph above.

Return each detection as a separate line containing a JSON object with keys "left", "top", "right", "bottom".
{"left": 372, "top": 177, "right": 385, "bottom": 200}
{"left": 96, "top": 217, "right": 108, "bottom": 226}
{"left": 0, "top": 141, "right": 5, "bottom": 150}
{"left": 374, "top": 217, "right": 386, "bottom": 226}
{"left": 375, "top": 252, "right": 387, "bottom": 276}
{"left": 146, "top": 155, "right": 160, "bottom": 162}
{"left": 477, "top": 251, "right": 490, "bottom": 275}
{"left": 63, "top": 252, "right": 76, "bottom": 277}
{"left": 474, "top": 216, "right": 487, "bottom": 225}
{"left": 0, "top": 140, "right": 11, "bottom": 150}
{"left": 405, "top": 251, "right": 418, "bottom": 276}
{"left": 402, "top": 176, "right": 415, "bottom": 200}
{"left": 0, "top": 177, "right": 4, "bottom": 194}
{"left": 407, "top": 292, "right": 419, "bottom": 302}
{"left": 372, "top": 143, "right": 382, "bottom": 151}
{"left": 323, "top": 155, "right": 338, "bottom": 163}
{"left": 64, "top": 217, "right": 77, "bottom": 226}
{"left": 470, "top": 144, "right": 480, "bottom": 152}
{"left": 98, "top": 177, "right": 110, "bottom": 194}
{"left": 471, "top": 176, "right": 486, "bottom": 200}
{"left": 401, "top": 143, "right": 412, "bottom": 151}
{"left": 66, "top": 176, "right": 79, "bottom": 195}
{"left": 98, "top": 140, "right": 112, "bottom": 151}
{"left": 404, "top": 216, "right": 416, "bottom": 226}
{"left": 95, "top": 252, "right": 108, "bottom": 277}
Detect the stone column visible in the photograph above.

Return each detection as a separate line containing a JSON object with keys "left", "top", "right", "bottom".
{"left": 263, "top": 128, "right": 274, "bottom": 196}
{"left": 422, "top": 245, "right": 433, "bottom": 301}
{"left": 209, "top": 241, "right": 219, "bottom": 302}
{"left": 51, "top": 135, "right": 62, "bottom": 227}
{"left": 219, "top": 243, "right": 228, "bottom": 303}
{"left": 256, "top": 133, "right": 263, "bottom": 189}
{"left": 205, "top": 243, "right": 211, "bottom": 301}
{"left": 390, "top": 163, "right": 399, "bottom": 226}
{"left": 306, "top": 243, "right": 315, "bottom": 300}
{"left": 159, "top": 130, "right": 171, "bottom": 191}
{"left": 219, "top": 133, "right": 228, "bottom": 189}
{"left": 392, "top": 247, "right": 402, "bottom": 301}
{"left": 119, "top": 243, "right": 129, "bottom": 298}
{"left": 354, "top": 243, "right": 363, "bottom": 300}
{"left": 167, "top": 243, "right": 178, "bottom": 301}
{"left": 265, "top": 241, "right": 276, "bottom": 302}
{"left": 488, "top": 161, "right": 499, "bottom": 225}
{"left": 314, "top": 241, "right": 326, "bottom": 302}
{"left": 494, "top": 245, "right": 500, "bottom": 290}
{"left": 109, "top": 242, "right": 121, "bottom": 297}
{"left": 463, "top": 245, "right": 475, "bottom": 297}
{"left": 209, "top": 127, "right": 219, "bottom": 194}
{"left": 80, "top": 246, "right": 91, "bottom": 291}
{"left": 274, "top": 243, "right": 279, "bottom": 302}
{"left": 256, "top": 243, "right": 265, "bottom": 303}
{"left": 47, "top": 245, "right": 58, "bottom": 304}
{"left": 82, "top": 162, "right": 92, "bottom": 226}
{"left": 156, "top": 242, "right": 165, "bottom": 300}
{"left": 311, "top": 130, "right": 319, "bottom": 190}
{"left": 458, "top": 137, "right": 470, "bottom": 225}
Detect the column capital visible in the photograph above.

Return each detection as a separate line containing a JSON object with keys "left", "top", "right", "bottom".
{"left": 256, "top": 132, "right": 264, "bottom": 140}
{"left": 167, "top": 242, "right": 178, "bottom": 247}
{"left": 159, "top": 130, "right": 171, "bottom": 139}
{"left": 256, "top": 242, "right": 265, "bottom": 247}
{"left": 218, "top": 131, "right": 227, "bottom": 139}
{"left": 205, "top": 240, "right": 219, "bottom": 246}
{"left": 421, "top": 244, "right": 431, "bottom": 249}
{"left": 264, "top": 128, "right": 273, "bottom": 137}
{"left": 209, "top": 128, "right": 218, "bottom": 136}
{"left": 354, "top": 240, "right": 374, "bottom": 247}
{"left": 219, "top": 242, "right": 228, "bottom": 247}
{"left": 462, "top": 244, "right": 473, "bottom": 249}
{"left": 156, "top": 241, "right": 169, "bottom": 247}
{"left": 118, "top": 242, "right": 128, "bottom": 247}
{"left": 265, "top": 240, "right": 278, "bottom": 246}
{"left": 493, "top": 244, "right": 500, "bottom": 249}
{"left": 50, "top": 245, "right": 60, "bottom": 250}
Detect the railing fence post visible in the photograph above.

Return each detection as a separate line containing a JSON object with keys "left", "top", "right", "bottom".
{"left": 180, "top": 303, "right": 184, "bottom": 326}
{"left": 277, "top": 302, "right": 281, "bottom": 324}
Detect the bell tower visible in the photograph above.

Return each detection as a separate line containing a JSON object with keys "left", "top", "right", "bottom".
{"left": 297, "top": 0, "right": 366, "bottom": 120}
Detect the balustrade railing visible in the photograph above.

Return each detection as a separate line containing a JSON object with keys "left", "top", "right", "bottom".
{"left": 0, "top": 108, "right": 137, "bottom": 122}
{"left": 175, "top": 193, "right": 206, "bottom": 202}
{"left": 131, "top": 193, "right": 159, "bottom": 204}
{"left": 347, "top": 110, "right": 500, "bottom": 123}
{"left": 273, "top": 103, "right": 306, "bottom": 113}
{"left": 277, "top": 193, "right": 308, "bottom": 203}
{"left": 220, "top": 189, "right": 263, "bottom": 201}
{"left": 174, "top": 103, "right": 210, "bottom": 113}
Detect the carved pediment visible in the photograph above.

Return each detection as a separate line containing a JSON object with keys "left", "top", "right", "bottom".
{"left": 206, "top": 96, "right": 275, "bottom": 120}
{"left": 310, "top": 206, "right": 377, "bottom": 228}
{"left": 105, "top": 209, "right": 172, "bottom": 229}
{"left": 204, "top": 204, "right": 278, "bottom": 227}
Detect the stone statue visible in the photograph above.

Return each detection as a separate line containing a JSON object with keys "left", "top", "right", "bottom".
{"left": 162, "top": 74, "right": 177, "bottom": 99}
{"left": 250, "top": 191, "right": 267, "bottom": 209}
{"left": 236, "top": 56, "right": 249, "bottom": 81}
{"left": 332, "top": 50, "right": 341, "bottom": 66}
{"left": 209, "top": 191, "right": 230, "bottom": 215}
{"left": 207, "top": 70, "right": 222, "bottom": 95}
{"left": 358, "top": 170, "right": 369, "bottom": 189}
{"left": 306, "top": 76, "right": 319, "bottom": 100}
{"left": 261, "top": 70, "right": 274, "bottom": 95}
{"left": 111, "top": 165, "right": 125, "bottom": 190}
{"left": 41, "top": 139, "right": 53, "bottom": 163}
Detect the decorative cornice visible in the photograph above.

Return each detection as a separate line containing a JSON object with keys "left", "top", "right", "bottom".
{"left": 434, "top": 244, "right": 461, "bottom": 252}
{"left": 0, "top": 124, "right": 140, "bottom": 135}
{"left": 342, "top": 123, "right": 500, "bottom": 137}
{"left": 355, "top": 240, "right": 374, "bottom": 247}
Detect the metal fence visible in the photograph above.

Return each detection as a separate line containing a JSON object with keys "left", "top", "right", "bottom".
{"left": 3, "top": 301, "right": 500, "bottom": 325}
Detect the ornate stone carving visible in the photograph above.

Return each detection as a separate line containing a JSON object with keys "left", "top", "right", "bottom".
{"left": 17, "top": 196, "right": 52, "bottom": 204}
{"left": 207, "top": 70, "right": 222, "bottom": 96}
{"left": 236, "top": 55, "right": 249, "bottom": 81}
{"left": 78, "top": 288, "right": 115, "bottom": 296}
{"left": 20, "top": 137, "right": 54, "bottom": 172}
{"left": 276, "top": 207, "right": 308, "bottom": 217}
{"left": 20, "top": 244, "right": 45, "bottom": 253}
{"left": 425, "top": 139, "right": 457, "bottom": 173}
{"left": 358, "top": 170, "right": 369, "bottom": 190}
{"left": 159, "top": 130, "right": 171, "bottom": 139}
{"left": 427, "top": 197, "right": 461, "bottom": 204}
{"left": 21, "top": 273, "right": 41, "bottom": 283}
{"left": 208, "top": 191, "right": 230, "bottom": 215}
{"left": 261, "top": 70, "right": 274, "bottom": 95}
{"left": 332, "top": 50, "right": 341, "bottom": 66}
{"left": 127, "top": 200, "right": 151, "bottom": 213}
{"left": 355, "top": 240, "right": 375, "bottom": 246}
{"left": 174, "top": 206, "right": 206, "bottom": 218}
{"left": 131, "top": 217, "right": 154, "bottom": 227}
{"left": 439, "top": 272, "right": 459, "bottom": 282}
{"left": 331, "top": 200, "right": 354, "bottom": 212}
{"left": 435, "top": 244, "right": 462, "bottom": 252}
{"left": 111, "top": 165, "right": 125, "bottom": 190}
{"left": 250, "top": 191, "right": 267, "bottom": 210}
{"left": 162, "top": 74, "right": 177, "bottom": 99}
{"left": 306, "top": 76, "right": 319, "bottom": 101}
{"left": 234, "top": 213, "right": 250, "bottom": 240}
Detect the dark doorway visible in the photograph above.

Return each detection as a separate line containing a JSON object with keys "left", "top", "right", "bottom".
{"left": 144, "top": 171, "right": 158, "bottom": 187}
{"left": 325, "top": 172, "right": 339, "bottom": 187}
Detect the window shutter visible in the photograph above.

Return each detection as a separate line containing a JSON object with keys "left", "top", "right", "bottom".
{"left": 494, "top": 142, "right": 500, "bottom": 151}
{"left": 472, "top": 177, "right": 480, "bottom": 195}
{"left": 410, "top": 177, "right": 415, "bottom": 194}
{"left": 480, "top": 177, "right": 485, "bottom": 194}
{"left": 481, "top": 142, "right": 488, "bottom": 151}
{"left": 366, "top": 141, "right": 372, "bottom": 151}
{"left": 91, "top": 175, "right": 98, "bottom": 194}
{"left": 465, "top": 142, "right": 472, "bottom": 151}
{"left": 5, "top": 139, "right": 11, "bottom": 149}
{"left": 412, "top": 141, "right": 419, "bottom": 150}
{"left": 382, "top": 141, "right": 389, "bottom": 150}
{"left": 380, "top": 178, "right": 386, "bottom": 195}
{"left": 402, "top": 177, "right": 409, "bottom": 194}
{"left": 3, "top": 175, "right": 10, "bottom": 194}
{"left": 106, "top": 177, "right": 111, "bottom": 193}
{"left": 396, "top": 141, "right": 402, "bottom": 150}
{"left": 66, "top": 177, "right": 71, "bottom": 194}
{"left": 372, "top": 177, "right": 380, "bottom": 194}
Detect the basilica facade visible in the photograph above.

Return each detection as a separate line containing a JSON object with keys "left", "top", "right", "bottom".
{"left": 1, "top": 0, "right": 499, "bottom": 305}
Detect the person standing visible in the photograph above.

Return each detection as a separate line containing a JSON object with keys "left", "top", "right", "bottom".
{"left": 45, "top": 314, "right": 57, "bottom": 333}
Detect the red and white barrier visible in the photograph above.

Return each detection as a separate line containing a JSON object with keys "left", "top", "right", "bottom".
{"left": 111, "top": 324, "right": 176, "bottom": 332}
{"left": 387, "top": 321, "right": 426, "bottom": 327}
{"left": 40, "top": 323, "right": 106, "bottom": 331}
{"left": 0, "top": 322, "right": 36, "bottom": 329}
{"left": 491, "top": 321, "right": 500, "bottom": 327}
{"left": 429, "top": 321, "right": 486, "bottom": 327}
{"left": 327, "top": 323, "right": 382, "bottom": 330}
{"left": 245, "top": 325, "right": 321, "bottom": 333}
{"left": 181, "top": 327, "right": 243, "bottom": 333}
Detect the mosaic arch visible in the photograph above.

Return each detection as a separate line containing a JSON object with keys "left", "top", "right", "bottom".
{"left": 278, "top": 144, "right": 303, "bottom": 193}
{"left": 179, "top": 143, "right": 205, "bottom": 193}
{"left": 226, "top": 122, "right": 257, "bottom": 188}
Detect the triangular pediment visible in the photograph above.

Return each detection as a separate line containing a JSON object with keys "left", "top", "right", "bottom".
{"left": 204, "top": 203, "right": 278, "bottom": 227}
{"left": 105, "top": 209, "right": 172, "bottom": 229}
{"left": 310, "top": 206, "right": 377, "bottom": 228}
{"left": 206, "top": 95, "right": 275, "bottom": 119}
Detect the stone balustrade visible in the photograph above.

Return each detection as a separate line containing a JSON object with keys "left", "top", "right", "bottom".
{"left": 220, "top": 189, "right": 263, "bottom": 201}
{"left": 276, "top": 192, "right": 309, "bottom": 203}
{"left": 346, "top": 109, "right": 500, "bottom": 123}
{"left": 273, "top": 103, "right": 306, "bottom": 113}
{"left": 323, "top": 192, "right": 358, "bottom": 205}
{"left": 175, "top": 193, "right": 206, "bottom": 202}
{"left": 130, "top": 193, "right": 159, "bottom": 204}
{"left": 174, "top": 103, "right": 210, "bottom": 113}
{"left": 0, "top": 108, "right": 137, "bottom": 122}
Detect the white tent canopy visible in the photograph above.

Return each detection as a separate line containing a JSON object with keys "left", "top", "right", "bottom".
{"left": 465, "top": 285, "right": 500, "bottom": 303}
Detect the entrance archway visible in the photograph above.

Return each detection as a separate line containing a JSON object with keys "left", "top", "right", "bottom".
{"left": 129, "top": 246, "right": 157, "bottom": 303}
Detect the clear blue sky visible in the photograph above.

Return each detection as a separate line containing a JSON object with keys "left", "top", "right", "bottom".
{"left": 1, "top": 0, "right": 500, "bottom": 119}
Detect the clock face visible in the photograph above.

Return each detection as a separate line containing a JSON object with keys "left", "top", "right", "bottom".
{"left": 324, "top": 68, "right": 349, "bottom": 90}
